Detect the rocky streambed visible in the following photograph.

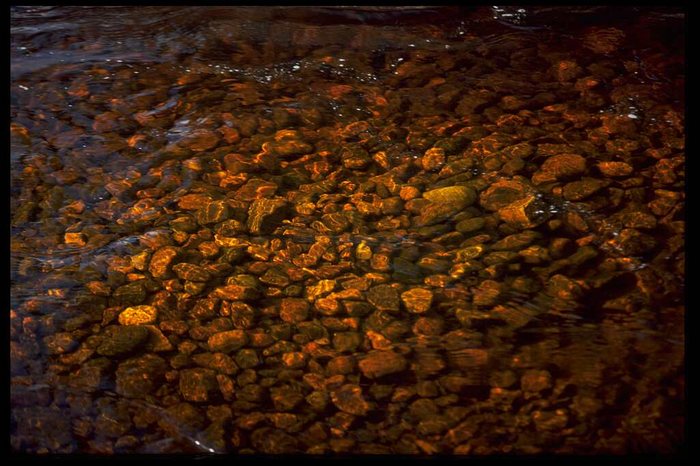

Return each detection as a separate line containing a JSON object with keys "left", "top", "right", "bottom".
{"left": 10, "top": 6, "right": 684, "bottom": 455}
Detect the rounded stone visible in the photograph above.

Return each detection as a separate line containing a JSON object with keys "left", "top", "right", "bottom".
{"left": 422, "top": 185, "right": 476, "bottom": 210}
{"left": 401, "top": 288, "right": 434, "bottom": 314}
{"left": 358, "top": 351, "right": 407, "bottom": 379}
{"left": 279, "top": 298, "right": 310, "bottom": 323}
{"left": 179, "top": 368, "right": 219, "bottom": 402}
{"left": 97, "top": 325, "right": 150, "bottom": 356}
{"left": 331, "top": 384, "right": 370, "bottom": 416}
{"left": 118, "top": 305, "right": 158, "bottom": 326}
{"left": 208, "top": 330, "right": 248, "bottom": 353}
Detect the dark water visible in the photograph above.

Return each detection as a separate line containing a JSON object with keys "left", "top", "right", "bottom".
{"left": 10, "top": 6, "right": 684, "bottom": 455}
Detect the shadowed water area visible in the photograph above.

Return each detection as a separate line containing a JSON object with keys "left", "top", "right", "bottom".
{"left": 10, "top": 6, "right": 684, "bottom": 455}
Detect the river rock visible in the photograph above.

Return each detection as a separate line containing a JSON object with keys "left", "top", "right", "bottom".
{"left": 247, "top": 198, "right": 289, "bottom": 235}
{"left": 401, "top": 288, "right": 434, "bottom": 314}
{"left": 479, "top": 179, "right": 532, "bottom": 211}
{"left": 214, "top": 284, "right": 260, "bottom": 301}
{"left": 279, "top": 298, "right": 310, "bottom": 323}
{"left": 97, "top": 325, "right": 150, "bottom": 356}
{"left": 172, "top": 263, "right": 212, "bottom": 282}
{"left": 331, "top": 384, "right": 371, "bottom": 416}
{"left": 597, "top": 161, "right": 633, "bottom": 177}
{"left": 423, "top": 185, "right": 476, "bottom": 210}
{"left": 149, "top": 246, "right": 180, "bottom": 279}
{"left": 208, "top": 329, "right": 248, "bottom": 353}
{"left": 359, "top": 351, "right": 407, "bottom": 378}
{"left": 118, "top": 305, "right": 158, "bottom": 325}
{"left": 197, "top": 200, "right": 230, "bottom": 225}
{"left": 180, "top": 368, "right": 219, "bottom": 402}
{"left": 367, "top": 284, "right": 400, "bottom": 312}
{"left": 533, "top": 153, "right": 587, "bottom": 184}
{"left": 115, "top": 354, "right": 166, "bottom": 398}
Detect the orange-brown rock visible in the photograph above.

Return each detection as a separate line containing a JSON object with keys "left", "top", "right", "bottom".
{"left": 359, "top": 351, "right": 407, "bottom": 379}
{"left": 279, "top": 298, "right": 310, "bottom": 323}
{"left": 401, "top": 288, "right": 434, "bottom": 314}
{"left": 597, "top": 161, "right": 633, "bottom": 177}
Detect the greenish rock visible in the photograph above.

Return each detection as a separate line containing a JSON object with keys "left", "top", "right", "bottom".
{"left": 423, "top": 186, "right": 475, "bottom": 208}
{"left": 456, "top": 217, "right": 486, "bottom": 233}
{"left": 97, "top": 325, "right": 150, "bottom": 356}
{"left": 112, "top": 281, "right": 146, "bottom": 306}
{"left": 391, "top": 257, "right": 422, "bottom": 282}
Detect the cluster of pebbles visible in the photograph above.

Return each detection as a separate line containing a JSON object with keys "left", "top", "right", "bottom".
{"left": 11, "top": 8, "right": 684, "bottom": 454}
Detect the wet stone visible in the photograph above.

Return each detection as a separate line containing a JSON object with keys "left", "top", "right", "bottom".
{"left": 280, "top": 298, "right": 310, "bottom": 323}
{"left": 422, "top": 147, "right": 446, "bottom": 172}
{"left": 423, "top": 185, "right": 477, "bottom": 210}
{"left": 43, "top": 332, "right": 78, "bottom": 355}
{"left": 115, "top": 354, "right": 166, "bottom": 398}
{"left": 260, "top": 267, "right": 290, "bottom": 287}
{"left": 270, "top": 385, "right": 305, "bottom": 412}
{"left": 208, "top": 330, "right": 248, "bottom": 353}
{"left": 331, "top": 384, "right": 370, "bottom": 416}
{"left": 197, "top": 200, "right": 230, "bottom": 225}
{"left": 247, "top": 198, "right": 289, "bottom": 235}
{"left": 235, "top": 178, "right": 278, "bottom": 201}
{"left": 143, "top": 325, "right": 173, "bottom": 352}
{"left": 181, "top": 129, "right": 220, "bottom": 152}
{"left": 149, "top": 246, "right": 180, "bottom": 279}
{"left": 479, "top": 179, "right": 531, "bottom": 212}
{"left": 341, "top": 146, "right": 371, "bottom": 170}
{"left": 598, "top": 161, "right": 633, "bottom": 177}
{"left": 533, "top": 153, "right": 587, "bottom": 184}
{"left": 250, "top": 427, "right": 299, "bottom": 454}
{"left": 562, "top": 178, "right": 606, "bottom": 201}
{"left": 367, "top": 284, "right": 400, "bottom": 312}
{"left": 401, "top": 288, "right": 434, "bottom": 314}
{"left": 192, "top": 352, "right": 238, "bottom": 375}
{"left": 456, "top": 217, "right": 485, "bottom": 233}
{"left": 263, "top": 139, "right": 313, "bottom": 158}
{"left": 97, "top": 325, "right": 150, "bottom": 356}
{"left": 491, "top": 231, "right": 541, "bottom": 251}
{"left": 359, "top": 351, "right": 407, "bottom": 379}
{"left": 172, "top": 263, "right": 211, "bottom": 282}
{"left": 497, "top": 195, "right": 551, "bottom": 229}
{"left": 180, "top": 368, "right": 219, "bottom": 402}
{"left": 332, "top": 332, "right": 363, "bottom": 352}
{"left": 214, "top": 285, "right": 260, "bottom": 301}
{"left": 118, "top": 305, "right": 158, "bottom": 326}
{"left": 112, "top": 281, "right": 146, "bottom": 306}
{"left": 610, "top": 228, "right": 657, "bottom": 255}
{"left": 521, "top": 369, "right": 553, "bottom": 393}
{"left": 321, "top": 213, "right": 350, "bottom": 234}
{"left": 472, "top": 280, "right": 504, "bottom": 307}
{"left": 235, "top": 349, "right": 261, "bottom": 369}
